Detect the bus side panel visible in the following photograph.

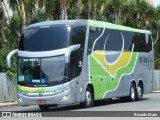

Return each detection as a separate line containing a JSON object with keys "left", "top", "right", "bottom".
{"left": 87, "top": 24, "right": 153, "bottom": 101}
{"left": 89, "top": 51, "right": 139, "bottom": 100}
{"left": 137, "top": 52, "right": 154, "bottom": 93}
{"left": 101, "top": 52, "right": 153, "bottom": 99}
{"left": 147, "top": 52, "right": 154, "bottom": 93}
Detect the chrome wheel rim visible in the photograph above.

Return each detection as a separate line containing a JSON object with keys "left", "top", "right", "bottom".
{"left": 131, "top": 86, "right": 135, "bottom": 99}
{"left": 137, "top": 86, "right": 142, "bottom": 98}
{"left": 86, "top": 90, "right": 92, "bottom": 105}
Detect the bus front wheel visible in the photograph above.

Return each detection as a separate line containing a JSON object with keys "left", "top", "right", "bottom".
{"left": 81, "top": 87, "right": 94, "bottom": 108}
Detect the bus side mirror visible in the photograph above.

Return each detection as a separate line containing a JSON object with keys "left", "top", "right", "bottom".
{"left": 6, "top": 49, "right": 18, "bottom": 68}
{"left": 65, "top": 44, "right": 80, "bottom": 63}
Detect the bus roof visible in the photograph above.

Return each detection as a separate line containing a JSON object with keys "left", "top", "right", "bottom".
{"left": 25, "top": 19, "right": 151, "bottom": 34}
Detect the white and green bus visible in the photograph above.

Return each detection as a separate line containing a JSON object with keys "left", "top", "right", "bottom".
{"left": 7, "top": 20, "right": 154, "bottom": 110}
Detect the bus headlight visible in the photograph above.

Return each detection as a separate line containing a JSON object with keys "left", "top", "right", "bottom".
{"left": 61, "top": 95, "right": 69, "bottom": 101}
{"left": 18, "top": 98, "right": 23, "bottom": 103}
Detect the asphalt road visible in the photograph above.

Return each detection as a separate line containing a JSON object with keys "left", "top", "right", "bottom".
{"left": 0, "top": 92, "right": 160, "bottom": 119}
{"left": 1, "top": 93, "right": 160, "bottom": 111}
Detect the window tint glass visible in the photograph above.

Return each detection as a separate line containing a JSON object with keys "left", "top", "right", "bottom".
{"left": 19, "top": 26, "right": 70, "bottom": 51}
{"left": 133, "top": 33, "right": 152, "bottom": 52}
{"left": 72, "top": 26, "right": 86, "bottom": 46}
{"left": 18, "top": 56, "right": 66, "bottom": 86}
{"left": 88, "top": 27, "right": 123, "bottom": 52}
{"left": 146, "top": 35, "right": 152, "bottom": 52}
{"left": 70, "top": 26, "right": 86, "bottom": 79}
{"left": 70, "top": 50, "right": 82, "bottom": 79}
{"left": 88, "top": 27, "right": 152, "bottom": 53}
{"left": 121, "top": 31, "right": 134, "bottom": 51}
{"left": 105, "top": 30, "right": 123, "bottom": 51}
{"left": 88, "top": 27, "right": 104, "bottom": 51}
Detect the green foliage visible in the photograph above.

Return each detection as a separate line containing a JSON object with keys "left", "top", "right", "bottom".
{"left": 1, "top": 0, "right": 160, "bottom": 79}
{"left": 68, "top": 6, "right": 79, "bottom": 19}
{"left": 0, "top": 49, "right": 17, "bottom": 78}
{"left": 0, "top": 7, "right": 2, "bottom": 19}
{"left": 155, "top": 55, "right": 160, "bottom": 70}
{"left": 29, "top": 12, "right": 46, "bottom": 24}
{"left": 0, "top": 49, "right": 7, "bottom": 72}
{"left": 0, "top": 25, "right": 17, "bottom": 79}
{"left": 9, "top": 13, "right": 22, "bottom": 36}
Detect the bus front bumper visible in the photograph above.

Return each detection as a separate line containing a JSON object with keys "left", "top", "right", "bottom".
{"left": 18, "top": 87, "right": 74, "bottom": 106}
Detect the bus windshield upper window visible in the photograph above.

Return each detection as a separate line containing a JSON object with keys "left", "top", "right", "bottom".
{"left": 19, "top": 26, "right": 70, "bottom": 51}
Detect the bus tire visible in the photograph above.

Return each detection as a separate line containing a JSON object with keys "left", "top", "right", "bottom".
{"left": 136, "top": 83, "right": 143, "bottom": 101}
{"left": 39, "top": 105, "right": 50, "bottom": 111}
{"left": 81, "top": 86, "right": 94, "bottom": 108}
{"left": 128, "top": 83, "right": 136, "bottom": 102}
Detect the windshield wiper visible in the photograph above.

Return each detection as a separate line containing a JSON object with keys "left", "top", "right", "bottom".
{"left": 18, "top": 81, "right": 32, "bottom": 85}
{"left": 18, "top": 81, "right": 42, "bottom": 85}
{"left": 46, "top": 80, "right": 65, "bottom": 84}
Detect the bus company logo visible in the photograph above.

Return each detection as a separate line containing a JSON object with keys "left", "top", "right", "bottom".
{"left": 2, "top": 112, "right": 12, "bottom": 117}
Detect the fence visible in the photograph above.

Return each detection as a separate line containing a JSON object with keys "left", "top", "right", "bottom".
{"left": 153, "top": 70, "right": 160, "bottom": 91}
{"left": 0, "top": 73, "right": 17, "bottom": 102}
{"left": 0, "top": 70, "right": 160, "bottom": 103}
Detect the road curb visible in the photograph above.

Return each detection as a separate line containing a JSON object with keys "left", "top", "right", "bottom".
{"left": 152, "top": 90, "right": 160, "bottom": 93}
{"left": 0, "top": 101, "right": 18, "bottom": 107}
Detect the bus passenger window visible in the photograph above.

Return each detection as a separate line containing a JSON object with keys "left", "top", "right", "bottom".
{"left": 70, "top": 50, "right": 81, "bottom": 79}
{"left": 70, "top": 26, "right": 87, "bottom": 79}
{"left": 105, "top": 30, "right": 123, "bottom": 51}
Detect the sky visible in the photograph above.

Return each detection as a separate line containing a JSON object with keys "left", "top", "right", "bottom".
{"left": 153, "top": 0, "right": 160, "bottom": 7}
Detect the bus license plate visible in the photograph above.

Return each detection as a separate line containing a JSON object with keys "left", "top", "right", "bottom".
{"left": 36, "top": 100, "right": 46, "bottom": 104}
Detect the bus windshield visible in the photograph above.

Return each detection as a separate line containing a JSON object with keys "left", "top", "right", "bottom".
{"left": 18, "top": 56, "right": 67, "bottom": 86}
{"left": 19, "top": 26, "right": 70, "bottom": 51}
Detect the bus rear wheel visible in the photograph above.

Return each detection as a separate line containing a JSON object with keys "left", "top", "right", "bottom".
{"left": 128, "top": 83, "right": 136, "bottom": 102}
{"left": 136, "top": 83, "right": 143, "bottom": 101}
{"left": 81, "top": 87, "right": 94, "bottom": 108}
{"left": 39, "top": 105, "right": 50, "bottom": 111}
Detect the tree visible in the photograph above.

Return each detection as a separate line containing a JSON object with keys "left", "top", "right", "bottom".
{"left": 153, "top": 5, "right": 160, "bottom": 45}
{"left": 0, "top": 0, "right": 7, "bottom": 49}
{"left": 1, "top": 0, "right": 160, "bottom": 72}
{"left": 8, "top": 0, "right": 27, "bottom": 38}
{"left": 108, "top": 0, "right": 124, "bottom": 24}
{"left": 36, "top": 0, "right": 56, "bottom": 20}
{"left": 9, "top": 0, "right": 26, "bottom": 29}
{"left": 59, "top": 0, "right": 69, "bottom": 20}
